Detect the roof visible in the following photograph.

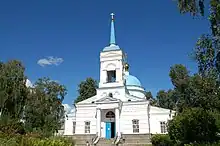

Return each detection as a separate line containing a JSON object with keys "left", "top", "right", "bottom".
{"left": 124, "top": 74, "right": 142, "bottom": 87}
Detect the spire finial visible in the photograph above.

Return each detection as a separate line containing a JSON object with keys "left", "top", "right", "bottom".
{"left": 111, "top": 13, "right": 114, "bottom": 20}
{"left": 110, "top": 13, "right": 116, "bottom": 45}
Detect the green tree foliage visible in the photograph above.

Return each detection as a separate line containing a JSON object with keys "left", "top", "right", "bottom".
{"left": 168, "top": 108, "right": 219, "bottom": 145}
{"left": 24, "top": 78, "right": 67, "bottom": 136}
{"left": 75, "top": 77, "right": 98, "bottom": 103}
{"left": 175, "top": 0, "right": 205, "bottom": 16}
{"left": 0, "top": 60, "right": 28, "bottom": 121}
{"left": 156, "top": 90, "right": 176, "bottom": 109}
{"left": 169, "top": 64, "right": 190, "bottom": 92}
{"left": 194, "top": 35, "right": 216, "bottom": 78}
{"left": 174, "top": 0, "right": 220, "bottom": 78}
{"left": 151, "top": 134, "right": 173, "bottom": 146}
{"left": 168, "top": 2, "right": 220, "bottom": 145}
{"left": 0, "top": 132, "right": 75, "bottom": 146}
{"left": 145, "top": 91, "right": 153, "bottom": 100}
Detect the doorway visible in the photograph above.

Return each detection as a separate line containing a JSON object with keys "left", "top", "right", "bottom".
{"left": 105, "top": 111, "right": 116, "bottom": 139}
{"left": 105, "top": 122, "right": 115, "bottom": 139}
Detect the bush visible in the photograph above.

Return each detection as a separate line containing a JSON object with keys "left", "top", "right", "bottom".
{"left": 0, "top": 121, "right": 25, "bottom": 135}
{"left": 151, "top": 134, "right": 173, "bottom": 146}
{"left": 0, "top": 132, "right": 75, "bottom": 146}
{"left": 184, "top": 142, "right": 220, "bottom": 146}
{"left": 168, "top": 108, "right": 219, "bottom": 145}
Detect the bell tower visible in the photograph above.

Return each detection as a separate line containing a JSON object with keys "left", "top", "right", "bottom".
{"left": 99, "top": 13, "right": 125, "bottom": 89}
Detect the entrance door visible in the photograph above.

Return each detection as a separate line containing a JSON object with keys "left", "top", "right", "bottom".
{"left": 105, "top": 122, "right": 111, "bottom": 139}
{"left": 105, "top": 122, "right": 115, "bottom": 139}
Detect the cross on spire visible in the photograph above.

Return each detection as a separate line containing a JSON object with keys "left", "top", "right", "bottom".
{"left": 111, "top": 13, "right": 114, "bottom": 20}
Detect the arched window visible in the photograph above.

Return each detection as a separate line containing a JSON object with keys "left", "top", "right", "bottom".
{"left": 106, "top": 111, "right": 115, "bottom": 118}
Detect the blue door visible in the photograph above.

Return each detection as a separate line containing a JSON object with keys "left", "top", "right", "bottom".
{"left": 105, "top": 122, "right": 111, "bottom": 139}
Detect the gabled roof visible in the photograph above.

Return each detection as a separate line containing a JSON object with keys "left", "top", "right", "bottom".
{"left": 95, "top": 96, "right": 120, "bottom": 103}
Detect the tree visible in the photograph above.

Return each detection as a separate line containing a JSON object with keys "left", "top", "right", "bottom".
{"left": 168, "top": 64, "right": 191, "bottom": 112}
{"left": 24, "top": 78, "right": 67, "bottom": 136}
{"left": 0, "top": 60, "right": 28, "bottom": 122}
{"left": 145, "top": 91, "right": 153, "bottom": 100}
{"left": 156, "top": 90, "right": 176, "bottom": 109}
{"left": 173, "top": 0, "right": 220, "bottom": 78}
{"left": 168, "top": 108, "right": 219, "bottom": 145}
{"left": 74, "top": 77, "right": 98, "bottom": 103}
{"left": 169, "top": 64, "right": 190, "bottom": 92}
{"left": 175, "top": 0, "right": 205, "bottom": 16}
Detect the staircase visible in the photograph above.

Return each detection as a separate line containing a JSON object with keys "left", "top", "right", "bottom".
{"left": 68, "top": 134, "right": 151, "bottom": 146}
{"left": 95, "top": 138, "right": 115, "bottom": 146}
{"left": 120, "top": 134, "right": 151, "bottom": 145}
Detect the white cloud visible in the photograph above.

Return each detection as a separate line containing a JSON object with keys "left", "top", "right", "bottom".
{"left": 37, "top": 56, "right": 64, "bottom": 67}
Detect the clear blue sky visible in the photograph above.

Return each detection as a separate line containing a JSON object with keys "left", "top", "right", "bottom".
{"left": 0, "top": 0, "right": 210, "bottom": 105}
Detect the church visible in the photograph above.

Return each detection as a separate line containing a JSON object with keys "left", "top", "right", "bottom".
{"left": 64, "top": 13, "right": 175, "bottom": 144}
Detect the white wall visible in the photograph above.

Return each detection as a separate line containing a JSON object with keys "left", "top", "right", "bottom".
{"left": 149, "top": 106, "right": 174, "bottom": 134}
{"left": 64, "top": 117, "right": 74, "bottom": 135}
{"left": 120, "top": 102, "right": 149, "bottom": 134}
{"left": 75, "top": 105, "right": 97, "bottom": 134}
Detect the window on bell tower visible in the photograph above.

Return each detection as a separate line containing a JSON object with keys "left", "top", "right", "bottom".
{"left": 107, "top": 70, "right": 116, "bottom": 83}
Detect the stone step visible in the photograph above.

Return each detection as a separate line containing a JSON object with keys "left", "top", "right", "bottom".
{"left": 122, "top": 139, "right": 151, "bottom": 143}
{"left": 118, "top": 144, "right": 151, "bottom": 146}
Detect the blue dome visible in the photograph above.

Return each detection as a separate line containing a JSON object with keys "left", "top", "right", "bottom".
{"left": 124, "top": 75, "right": 142, "bottom": 87}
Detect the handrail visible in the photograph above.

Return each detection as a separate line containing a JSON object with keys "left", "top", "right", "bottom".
{"left": 92, "top": 132, "right": 100, "bottom": 145}
{"left": 112, "top": 133, "right": 118, "bottom": 144}
{"left": 113, "top": 132, "right": 122, "bottom": 145}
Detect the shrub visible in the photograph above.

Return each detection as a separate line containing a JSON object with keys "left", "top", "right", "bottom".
{"left": 0, "top": 121, "right": 25, "bottom": 135}
{"left": 21, "top": 136, "right": 75, "bottom": 146}
{"left": 168, "top": 108, "right": 219, "bottom": 145}
{"left": 0, "top": 132, "right": 75, "bottom": 146}
{"left": 151, "top": 134, "right": 173, "bottom": 146}
{"left": 184, "top": 142, "right": 220, "bottom": 146}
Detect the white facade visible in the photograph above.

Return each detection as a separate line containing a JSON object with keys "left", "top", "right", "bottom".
{"left": 64, "top": 14, "right": 175, "bottom": 139}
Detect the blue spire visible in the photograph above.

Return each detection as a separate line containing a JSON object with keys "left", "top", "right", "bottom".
{"left": 110, "top": 13, "right": 116, "bottom": 45}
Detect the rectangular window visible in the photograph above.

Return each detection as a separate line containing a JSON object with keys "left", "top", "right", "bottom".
{"left": 73, "top": 122, "right": 76, "bottom": 134}
{"left": 85, "top": 121, "right": 90, "bottom": 133}
{"left": 132, "top": 119, "right": 139, "bottom": 133}
{"left": 160, "top": 121, "right": 167, "bottom": 133}
{"left": 107, "top": 70, "right": 116, "bottom": 83}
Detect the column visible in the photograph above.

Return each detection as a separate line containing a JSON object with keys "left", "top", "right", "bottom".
{"left": 115, "top": 108, "right": 120, "bottom": 136}
{"left": 96, "top": 108, "right": 101, "bottom": 136}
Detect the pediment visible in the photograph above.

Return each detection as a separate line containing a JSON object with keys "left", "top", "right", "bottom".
{"left": 95, "top": 96, "right": 119, "bottom": 103}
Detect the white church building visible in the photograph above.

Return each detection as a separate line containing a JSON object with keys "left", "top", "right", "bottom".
{"left": 64, "top": 13, "right": 175, "bottom": 143}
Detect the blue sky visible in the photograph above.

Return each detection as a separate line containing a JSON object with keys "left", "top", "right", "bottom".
{"left": 0, "top": 0, "right": 210, "bottom": 105}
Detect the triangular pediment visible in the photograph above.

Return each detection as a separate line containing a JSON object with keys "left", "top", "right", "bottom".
{"left": 95, "top": 96, "right": 119, "bottom": 103}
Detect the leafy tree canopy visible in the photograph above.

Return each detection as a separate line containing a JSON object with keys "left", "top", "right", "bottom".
{"left": 145, "top": 91, "right": 153, "bottom": 100}
{"left": 24, "top": 78, "right": 67, "bottom": 136}
{"left": 0, "top": 60, "right": 28, "bottom": 121}
{"left": 75, "top": 77, "right": 98, "bottom": 103}
{"left": 168, "top": 108, "right": 219, "bottom": 145}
